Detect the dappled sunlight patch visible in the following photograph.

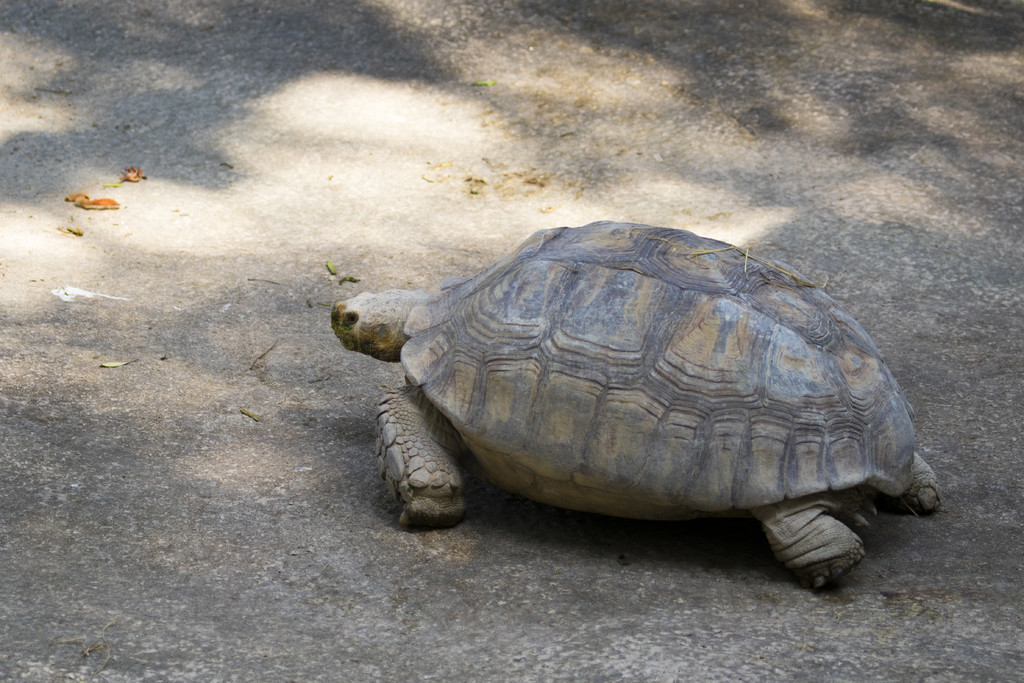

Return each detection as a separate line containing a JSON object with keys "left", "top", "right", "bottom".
{"left": 680, "top": 205, "right": 797, "bottom": 247}
{"left": 2, "top": 182, "right": 273, "bottom": 317}
{"left": 0, "top": 34, "right": 76, "bottom": 143}
{"left": 207, "top": 73, "right": 540, "bottom": 254}
{"left": 221, "top": 73, "right": 494, "bottom": 179}
{"left": 822, "top": 172, "right": 972, "bottom": 234}
{"left": 563, "top": 174, "right": 794, "bottom": 247}
{"left": 914, "top": 52, "right": 1024, "bottom": 169}
{"left": 194, "top": 61, "right": 817, "bottom": 264}
{"left": 208, "top": 72, "right": 605, "bottom": 257}
{"left": 93, "top": 181, "right": 266, "bottom": 253}
{"left": 0, "top": 209, "right": 109, "bottom": 285}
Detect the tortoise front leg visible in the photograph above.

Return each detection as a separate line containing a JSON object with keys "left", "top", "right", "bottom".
{"left": 376, "top": 385, "right": 466, "bottom": 527}
{"left": 752, "top": 498, "right": 866, "bottom": 588}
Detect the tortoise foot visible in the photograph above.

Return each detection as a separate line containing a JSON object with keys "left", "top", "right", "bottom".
{"left": 754, "top": 502, "right": 865, "bottom": 589}
{"left": 399, "top": 493, "right": 466, "bottom": 528}
{"left": 879, "top": 453, "right": 940, "bottom": 515}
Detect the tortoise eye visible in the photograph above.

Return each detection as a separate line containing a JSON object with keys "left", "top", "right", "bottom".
{"left": 343, "top": 311, "right": 359, "bottom": 326}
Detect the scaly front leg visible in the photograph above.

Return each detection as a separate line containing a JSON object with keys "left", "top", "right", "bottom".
{"left": 376, "top": 385, "right": 466, "bottom": 527}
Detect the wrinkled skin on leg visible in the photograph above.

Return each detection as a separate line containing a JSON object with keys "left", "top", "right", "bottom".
{"left": 753, "top": 495, "right": 870, "bottom": 589}
{"left": 376, "top": 384, "right": 466, "bottom": 527}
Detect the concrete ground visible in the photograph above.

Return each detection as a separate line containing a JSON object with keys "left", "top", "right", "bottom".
{"left": 2, "top": 0, "right": 1022, "bottom": 679}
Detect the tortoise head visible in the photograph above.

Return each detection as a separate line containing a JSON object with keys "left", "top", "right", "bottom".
{"left": 331, "top": 289, "right": 432, "bottom": 362}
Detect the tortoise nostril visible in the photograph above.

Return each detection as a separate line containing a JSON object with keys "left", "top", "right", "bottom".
{"left": 331, "top": 304, "right": 360, "bottom": 332}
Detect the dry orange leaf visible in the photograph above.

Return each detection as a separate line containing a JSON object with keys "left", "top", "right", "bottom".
{"left": 119, "top": 166, "right": 145, "bottom": 182}
{"left": 65, "top": 192, "right": 120, "bottom": 210}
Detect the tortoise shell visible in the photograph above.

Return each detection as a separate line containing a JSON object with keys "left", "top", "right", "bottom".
{"left": 401, "top": 222, "right": 915, "bottom": 519}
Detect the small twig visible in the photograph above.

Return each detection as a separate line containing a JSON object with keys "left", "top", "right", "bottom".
{"left": 899, "top": 496, "right": 921, "bottom": 517}
{"left": 249, "top": 340, "right": 278, "bottom": 370}
{"left": 240, "top": 408, "right": 261, "bottom": 422}
{"left": 247, "top": 278, "right": 281, "bottom": 285}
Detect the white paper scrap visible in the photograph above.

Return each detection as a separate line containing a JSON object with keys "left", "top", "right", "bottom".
{"left": 52, "top": 286, "right": 131, "bottom": 302}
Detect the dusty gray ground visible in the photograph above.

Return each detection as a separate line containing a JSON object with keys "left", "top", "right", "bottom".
{"left": 2, "top": 0, "right": 1023, "bottom": 679}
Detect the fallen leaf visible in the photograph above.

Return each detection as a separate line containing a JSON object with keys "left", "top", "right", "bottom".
{"left": 58, "top": 225, "right": 84, "bottom": 236}
{"left": 103, "top": 182, "right": 123, "bottom": 188}
{"left": 472, "top": 79, "right": 497, "bottom": 86}
{"left": 119, "top": 166, "right": 145, "bottom": 182}
{"left": 326, "top": 261, "right": 337, "bottom": 275}
{"left": 340, "top": 276, "right": 360, "bottom": 283}
{"left": 65, "top": 192, "right": 120, "bottom": 210}
{"left": 100, "top": 360, "right": 138, "bottom": 368}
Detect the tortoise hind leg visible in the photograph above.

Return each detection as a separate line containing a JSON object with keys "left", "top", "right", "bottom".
{"left": 752, "top": 500, "right": 865, "bottom": 589}
{"left": 376, "top": 385, "right": 466, "bottom": 527}
{"left": 878, "top": 453, "right": 940, "bottom": 515}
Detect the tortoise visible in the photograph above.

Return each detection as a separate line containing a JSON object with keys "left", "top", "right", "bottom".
{"left": 331, "top": 221, "right": 939, "bottom": 588}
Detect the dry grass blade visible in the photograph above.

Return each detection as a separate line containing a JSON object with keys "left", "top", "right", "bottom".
{"left": 649, "top": 236, "right": 826, "bottom": 288}
{"left": 51, "top": 618, "right": 117, "bottom": 675}
{"left": 250, "top": 340, "right": 278, "bottom": 370}
{"left": 899, "top": 495, "right": 921, "bottom": 517}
